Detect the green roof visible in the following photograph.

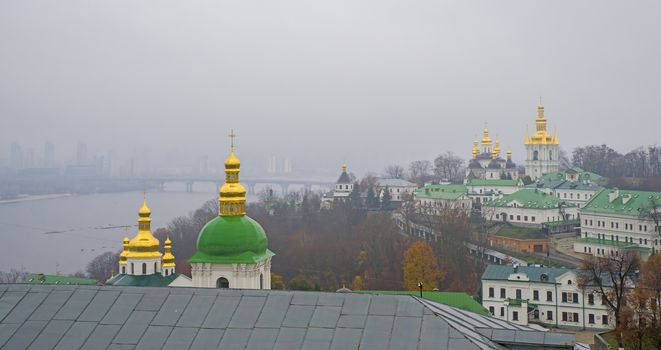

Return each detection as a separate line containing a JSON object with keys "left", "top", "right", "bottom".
{"left": 495, "top": 226, "right": 547, "bottom": 240}
{"left": 354, "top": 290, "right": 488, "bottom": 315}
{"left": 106, "top": 273, "right": 179, "bottom": 287}
{"left": 580, "top": 188, "right": 661, "bottom": 217}
{"left": 465, "top": 179, "right": 519, "bottom": 187}
{"left": 24, "top": 274, "right": 98, "bottom": 285}
{"left": 414, "top": 184, "right": 467, "bottom": 200}
{"left": 575, "top": 237, "right": 651, "bottom": 252}
{"left": 482, "top": 264, "right": 572, "bottom": 283}
{"left": 540, "top": 167, "right": 604, "bottom": 183}
{"left": 189, "top": 215, "right": 275, "bottom": 264}
{"left": 484, "top": 189, "right": 576, "bottom": 209}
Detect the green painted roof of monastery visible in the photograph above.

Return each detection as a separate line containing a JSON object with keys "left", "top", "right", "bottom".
{"left": 189, "top": 215, "right": 275, "bottom": 264}
{"left": 106, "top": 273, "right": 179, "bottom": 287}
{"left": 414, "top": 184, "right": 467, "bottom": 200}
{"left": 355, "top": 290, "right": 489, "bottom": 315}
{"left": 539, "top": 167, "right": 604, "bottom": 182}
{"left": 24, "top": 273, "right": 98, "bottom": 285}
{"left": 580, "top": 188, "right": 661, "bottom": 217}
{"left": 484, "top": 189, "right": 576, "bottom": 209}
{"left": 465, "top": 179, "right": 519, "bottom": 187}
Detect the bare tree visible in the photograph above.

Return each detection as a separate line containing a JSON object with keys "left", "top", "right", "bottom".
{"left": 86, "top": 251, "right": 119, "bottom": 282}
{"left": 359, "top": 172, "right": 379, "bottom": 192}
{"left": 384, "top": 165, "right": 405, "bottom": 179}
{"left": 579, "top": 249, "right": 640, "bottom": 346}
{"left": 433, "top": 152, "right": 464, "bottom": 182}
{"left": 0, "top": 268, "right": 28, "bottom": 283}
{"left": 408, "top": 160, "right": 432, "bottom": 186}
{"left": 639, "top": 197, "right": 661, "bottom": 238}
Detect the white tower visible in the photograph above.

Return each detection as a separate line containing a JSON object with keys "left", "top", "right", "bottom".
{"left": 525, "top": 103, "right": 560, "bottom": 179}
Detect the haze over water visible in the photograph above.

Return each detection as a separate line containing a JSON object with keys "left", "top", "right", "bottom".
{"left": 0, "top": 185, "right": 260, "bottom": 274}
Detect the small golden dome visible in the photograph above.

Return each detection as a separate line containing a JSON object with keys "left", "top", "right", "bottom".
{"left": 126, "top": 197, "right": 161, "bottom": 259}
{"left": 224, "top": 152, "right": 241, "bottom": 167}
{"left": 162, "top": 236, "right": 176, "bottom": 267}
{"left": 138, "top": 197, "right": 150, "bottom": 217}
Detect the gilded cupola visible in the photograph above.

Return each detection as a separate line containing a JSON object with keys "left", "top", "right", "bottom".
{"left": 219, "top": 130, "right": 247, "bottom": 216}
{"left": 162, "top": 237, "right": 175, "bottom": 267}
{"left": 126, "top": 196, "right": 162, "bottom": 259}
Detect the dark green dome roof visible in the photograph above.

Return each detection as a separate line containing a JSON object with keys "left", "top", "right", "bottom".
{"left": 188, "top": 215, "right": 274, "bottom": 264}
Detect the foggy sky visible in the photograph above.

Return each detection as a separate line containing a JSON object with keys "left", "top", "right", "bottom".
{"left": 1, "top": 0, "right": 660, "bottom": 177}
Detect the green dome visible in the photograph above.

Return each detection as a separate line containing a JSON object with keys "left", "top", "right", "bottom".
{"left": 188, "top": 215, "right": 274, "bottom": 264}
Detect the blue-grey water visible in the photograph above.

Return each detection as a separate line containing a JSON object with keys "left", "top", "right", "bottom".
{"left": 0, "top": 183, "right": 259, "bottom": 274}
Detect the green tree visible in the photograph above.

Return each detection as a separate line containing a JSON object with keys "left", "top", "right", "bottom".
{"left": 271, "top": 272, "right": 286, "bottom": 290}
{"left": 381, "top": 187, "right": 392, "bottom": 211}
{"left": 366, "top": 187, "right": 379, "bottom": 209}
{"left": 288, "top": 275, "right": 315, "bottom": 291}
{"left": 349, "top": 182, "right": 362, "bottom": 208}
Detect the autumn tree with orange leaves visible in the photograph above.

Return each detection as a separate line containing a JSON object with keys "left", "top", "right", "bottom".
{"left": 403, "top": 240, "right": 445, "bottom": 291}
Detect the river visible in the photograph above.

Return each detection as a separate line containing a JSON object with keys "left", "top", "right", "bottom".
{"left": 0, "top": 183, "right": 258, "bottom": 274}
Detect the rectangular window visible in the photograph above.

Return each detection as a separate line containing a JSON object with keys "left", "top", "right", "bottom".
{"left": 500, "top": 288, "right": 506, "bottom": 299}
{"left": 573, "top": 293, "right": 579, "bottom": 304}
{"left": 516, "top": 289, "right": 522, "bottom": 299}
{"left": 588, "top": 294, "right": 594, "bottom": 305}
{"left": 562, "top": 312, "right": 567, "bottom": 321}
{"left": 533, "top": 290, "right": 539, "bottom": 301}
{"left": 602, "top": 315, "right": 608, "bottom": 325}
{"left": 547, "top": 291, "right": 553, "bottom": 302}
{"left": 500, "top": 307, "right": 504, "bottom": 317}
{"left": 489, "top": 287, "right": 494, "bottom": 298}
{"left": 531, "top": 216, "right": 535, "bottom": 222}
{"left": 562, "top": 292, "right": 567, "bottom": 303}
{"left": 589, "top": 314, "right": 595, "bottom": 324}
{"left": 517, "top": 215, "right": 521, "bottom": 221}
{"left": 547, "top": 310, "right": 553, "bottom": 320}
{"left": 510, "top": 215, "right": 513, "bottom": 220}
{"left": 573, "top": 313, "right": 579, "bottom": 323}
{"left": 524, "top": 216, "right": 528, "bottom": 221}
{"left": 489, "top": 306, "right": 494, "bottom": 315}
{"left": 512, "top": 311, "right": 519, "bottom": 321}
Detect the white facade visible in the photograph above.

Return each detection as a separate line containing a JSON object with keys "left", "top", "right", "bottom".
{"left": 525, "top": 144, "right": 560, "bottom": 180}
{"left": 376, "top": 178, "right": 418, "bottom": 202}
{"left": 190, "top": 258, "right": 272, "bottom": 290}
{"left": 484, "top": 205, "right": 579, "bottom": 226}
{"left": 482, "top": 266, "right": 614, "bottom": 331}
{"left": 465, "top": 180, "right": 521, "bottom": 205}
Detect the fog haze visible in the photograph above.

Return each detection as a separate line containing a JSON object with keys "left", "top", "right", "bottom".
{"left": 1, "top": 0, "right": 660, "bottom": 176}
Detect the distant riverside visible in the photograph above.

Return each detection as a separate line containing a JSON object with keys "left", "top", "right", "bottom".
{"left": 0, "top": 184, "right": 257, "bottom": 274}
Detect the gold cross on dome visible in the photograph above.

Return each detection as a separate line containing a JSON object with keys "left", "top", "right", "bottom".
{"left": 229, "top": 129, "right": 237, "bottom": 151}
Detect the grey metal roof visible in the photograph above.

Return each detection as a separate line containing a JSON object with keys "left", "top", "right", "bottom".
{"left": 0, "top": 284, "right": 574, "bottom": 349}
{"left": 336, "top": 171, "right": 351, "bottom": 184}
{"left": 482, "top": 264, "right": 573, "bottom": 284}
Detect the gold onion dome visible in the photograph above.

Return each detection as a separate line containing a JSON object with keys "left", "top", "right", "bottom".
{"left": 119, "top": 236, "right": 130, "bottom": 264}
{"left": 481, "top": 128, "right": 492, "bottom": 145}
{"left": 526, "top": 103, "right": 558, "bottom": 145}
{"left": 162, "top": 237, "right": 175, "bottom": 267}
{"left": 126, "top": 196, "right": 161, "bottom": 259}
{"left": 471, "top": 140, "right": 479, "bottom": 160}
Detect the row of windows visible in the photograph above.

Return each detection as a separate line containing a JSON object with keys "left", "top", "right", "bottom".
{"left": 488, "top": 287, "right": 553, "bottom": 302}
{"left": 585, "top": 219, "right": 657, "bottom": 233}
{"left": 558, "top": 192, "right": 592, "bottom": 200}
{"left": 488, "top": 307, "right": 609, "bottom": 325}
{"left": 589, "top": 232, "right": 654, "bottom": 246}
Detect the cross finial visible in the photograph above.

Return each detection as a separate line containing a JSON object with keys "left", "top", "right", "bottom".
{"left": 539, "top": 96, "right": 543, "bottom": 105}
{"left": 229, "top": 129, "right": 237, "bottom": 152}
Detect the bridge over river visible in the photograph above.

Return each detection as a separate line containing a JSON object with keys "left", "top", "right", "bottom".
{"left": 120, "top": 176, "right": 335, "bottom": 194}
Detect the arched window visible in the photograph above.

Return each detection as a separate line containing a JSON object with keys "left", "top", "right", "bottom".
{"left": 165, "top": 270, "right": 168, "bottom": 276}
{"left": 549, "top": 150, "right": 553, "bottom": 160}
{"left": 217, "top": 277, "right": 229, "bottom": 289}
{"left": 122, "top": 266, "right": 126, "bottom": 274}
{"left": 154, "top": 262, "right": 157, "bottom": 274}
{"left": 533, "top": 150, "right": 539, "bottom": 161}
{"left": 131, "top": 263, "right": 134, "bottom": 274}
{"left": 142, "top": 263, "right": 146, "bottom": 275}
{"left": 260, "top": 274, "right": 264, "bottom": 290}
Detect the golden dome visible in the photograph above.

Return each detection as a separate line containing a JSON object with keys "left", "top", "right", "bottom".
{"left": 526, "top": 103, "right": 558, "bottom": 145}
{"left": 481, "top": 128, "right": 492, "bottom": 145}
{"left": 219, "top": 132, "right": 247, "bottom": 216}
{"left": 119, "top": 236, "right": 130, "bottom": 265}
{"left": 342, "top": 163, "right": 347, "bottom": 172}
{"left": 471, "top": 140, "right": 479, "bottom": 160}
{"left": 162, "top": 237, "right": 175, "bottom": 267}
{"left": 126, "top": 197, "right": 162, "bottom": 259}
{"left": 507, "top": 150, "right": 512, "bottom": 159}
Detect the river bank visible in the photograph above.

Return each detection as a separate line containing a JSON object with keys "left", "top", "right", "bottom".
{"left": 0, "top": 193, "right": 72, "bottom": 204}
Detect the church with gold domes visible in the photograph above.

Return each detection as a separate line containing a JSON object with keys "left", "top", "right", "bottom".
{"left": 107, "top": 196, "right": 183, "bottom": 286}
{"left": 109, "top": 131, "right": 274, "bottom": 289}
{"left": 466, "top": 128, "right": 518, "bottom": 180}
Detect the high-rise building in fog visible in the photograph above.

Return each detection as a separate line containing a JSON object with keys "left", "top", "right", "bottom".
{"left": 76, "top": 142, "right": 88, "bottom": 166}
{"left": 24, "top": 148, "right": 35, "bottom": 168}
{"left": 267, "top": 155, "right": 277, "bottom": 174}
{"left": 44, "top": 141, "right": 55, "bottom": 167}
{"left": 283, "top": 158, "right": 292, "bottom": 173}
{"left": 10, "top": 142, "right": 23, "bottom": 170}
